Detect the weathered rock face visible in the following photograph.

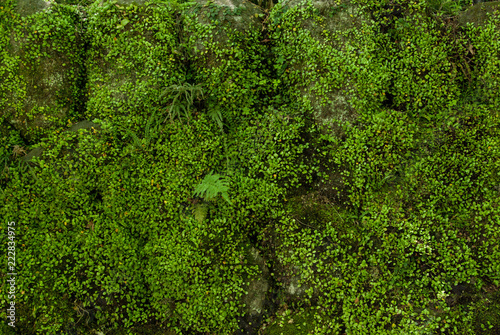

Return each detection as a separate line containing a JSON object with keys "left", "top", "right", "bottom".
{"left": 14, "top": 0, "right": 52, "bottom": 17}
{"left": 268, "top": 0, "right": 386, "bottom": 138}
{"left": 459, "top": 2, "right": 500, "bottom": 108}
{"left": 243, "top": 247, "right": 270, "bottom": 315}
{"left": 1, "top": 2, "right": 86, "bottom": 142}
{"left": 21, "top": 146, "right": 45, "bottom": 163}
{"left": 277, "top": 193, "right": 342, "bottom": 301}
{"left": 21, "top": 119, "right": 102, "bottom": 171}
{"left": 67, "top": 119, "right": 101, "bottom": 132}
{"left": 84, "top": 0, "right": 183, "bottom": 133}
{"left": 239, "top": 245, "right": 271, "bottom": 334}
{"left": 181, "top": 0, "right": 268, "bottom": 123}
{"left": 100, "top": 0, "right": 147, "bottom": 5}
{"left": 183, "top": 0, "right": 263, "bottom": 59}
{"left": 458, "top": 1, "right": 500, "bottom": 28}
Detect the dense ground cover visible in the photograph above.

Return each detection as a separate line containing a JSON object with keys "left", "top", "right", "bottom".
{"left": 1, "top": 0, "right": 500, "bottom": 334}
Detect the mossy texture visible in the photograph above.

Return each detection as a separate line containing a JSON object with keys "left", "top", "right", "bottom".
{"left": 262, "top": 306, "right": 322, "bottom": 334}
{"left": 181, "top": 0, "right": 270, "bottom": 125}
{"left": 85, "top": 0, "right": 183, "bottom": 133}
{"left": 0, "top": 0, "right": 499, "bottom": 334}
{"left": 268, "top": 0, "right": 389, "bottom": 138}
{"left": 0, "top": 2, "right": 86, "bottom": 142}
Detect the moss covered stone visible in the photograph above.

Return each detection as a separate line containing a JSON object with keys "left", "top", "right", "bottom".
{"left": 462, "top": 6, "right": 500, "bottom": 109}
{"left": 14, "top": 0, "right": 53, "bottom": 17}
{"left": 85, "top": 0, "right": 183, "bottom": 133}
{"left": 237, "top": 244, "right": 272, "bottom": 334}
{"left": 268, "top": 0, "right": 385, "bottom": 138}
{"left": 261, "top": 306, "right": 323, "bottom": 334}
{"left": 1, "top": 0, "right": 500, "bottom": 333}
{"left": 242, "top": 246, "right": 270, "bottom": 315}
{"left": 181, "top": 0, "right": 269, "bottom": 126}
{"left": 458, "top": 1, "right": 500, "bottom": 28}
{"left": 1, "top": 2, "right": 86, "bottom": 142}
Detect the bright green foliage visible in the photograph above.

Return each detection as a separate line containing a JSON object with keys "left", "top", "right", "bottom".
{"left": 120, "top": 108, "right": 161, "bottom": 154}
{"left": 425, "top": 0, "right": 469, "bottom": 17}
{"left": 85, "top": 0, "right": 183, "bottom": 134}
{"left": 372, "top": 4, "right": 466, "bottom": 121}
{"left": 181, "top": 0, "right": 271, "bottom": 129}
{"left": 268, "top": 0, "right": 390, "bottom": 130}
{"left": 0, "top": 128, "right": 30, "bottom": 195}
{"left": 226, "top": 108, "right": 313, "bottom": 186}
{"left": 1, "top": 0, "right": 500, "bottom": 333}
{"left": 0, "top": 115, "right": 257, "bottom": 334}
{"left": 0, "top": 2, "right": 86, "bottom": 142}
{"left": 263, "top": 306, "right": 319, "bottom": 334}
{"left": 263, "top": 0, "right": 500, "bottom": 334}
{"left": 193, "top": 171, "right": 232, "bottom": 204}
{"left": 466, "top": 13, "right": 500, "bottom": 109}
{"left": 160, "top": 81, "right": 204, "bottom": 124}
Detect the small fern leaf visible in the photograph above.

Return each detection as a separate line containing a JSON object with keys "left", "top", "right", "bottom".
{"left": 208, "top": 108, "right": 224, "bottom": 130}
{"left": 124, "top": 128, "right": 141, "bottom": 148}
{"left": 193, "top": 172, "right": 231, "bottom": 204}
{"left": 221, "top": 192, "right": 232, "bottom": 205}
{"left": 192, "top": 203, "right": 208, "bottom": 223}
{"left": 145, "top": 110, "right": 157, "bottom": 143}
{"left": 193, "top": 179, "right": 210, "bottom": 198}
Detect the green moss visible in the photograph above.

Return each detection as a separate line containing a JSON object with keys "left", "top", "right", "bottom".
{"left": 85, "top": 0, "right": 183, "bottom": 133}
{"left": 0, "top": 2, "right": 86, "bottom": 143}
{"left": 474, "top": 291, "right": 500, "bottom": 335}
{"left": 457, "top": 1, "right": 500, "bottom": 28}
{"left": 181, "top": 0, "right": 269, "bottom": 127}
{"left": 286, "top": 191, "right": 343, "bottom": 229}
{"left": 262, "top": 307, "right": 322, "bottom": 335}
{"left": 268, "top": 0, "right": 388, "bottom": 138}
{"left": 1, "top": 0, "right": 500, "bottom": 333}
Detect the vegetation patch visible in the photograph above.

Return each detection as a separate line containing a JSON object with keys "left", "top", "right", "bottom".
{"left": 0, "top": 0, "right": 499, "bottom": 334}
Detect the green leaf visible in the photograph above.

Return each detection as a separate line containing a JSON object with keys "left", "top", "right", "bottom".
{"left": 192, "top": 203, "right": 208, "bottom": 223}
{"left": 193, "top": 172, "right": 232, "bottom": 205}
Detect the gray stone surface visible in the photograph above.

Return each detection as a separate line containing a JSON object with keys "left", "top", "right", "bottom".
{"left": 458, "top": 1, "right": 500, "bottom": 28}
{"left": 68, "top": 120, "right": 102, "bottom": 132}
{"left": 243, "top": 246, "right": 270, "bottom": 316}
{"left": 14, "top": 0, "right": 52, "bottom": 17}
{"left": 21, "top": 146, "right": 45, "bottom": 162}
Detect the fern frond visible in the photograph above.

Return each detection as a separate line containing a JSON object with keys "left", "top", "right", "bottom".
{"left": 194, "top": 182, "right": 210, "bottom": 197}
{"left": 124, "top": 128, "right": 142, "bottom": 148}
{"left": 193, "top": 172, "right": 232, "bottom": 205}
{"left": 144, "top": 110, "right": 157, "bottom": 143}
{"left": 160, "top": 81, "right": 204, "bottom": 124}
{"left": 220, "top": 192, "right": 232, "bottom": 205}
{"left": 192, "top": 203, "right": 208, "bottom": 223}
{"left": 208, "top": 107, "right": 224, "bottom": 130}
